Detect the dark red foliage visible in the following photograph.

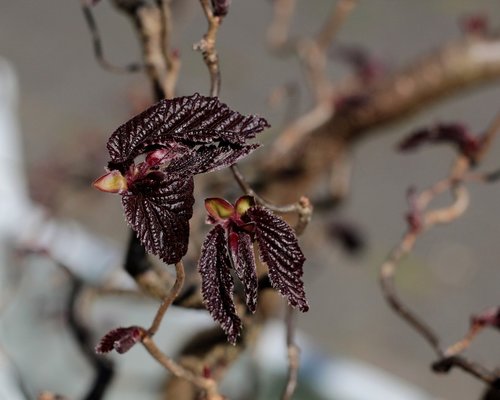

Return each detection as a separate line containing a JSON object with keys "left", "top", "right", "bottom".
{"left": 199, "top": 225, "right": 241, "bottom": 344}
{"left": 198, "top": 197, "right": 308, "bottom": 343}
{"left": 471, "top": 307, "right": 500, "bottom": 330}
{"left": 230, "top": 231, "right": 258, "bottom": 313}
{"left": 107, "top": 93, "right": 269, "bottom": 172}
{"left": 96, "top": 94, "right": 270, "bottom": 265}
{"left": 398, "top": 123, "right": 481, "bottom": 160}
{"left": 246, "top": 206, "right": 309, "bottom": 312}
{"left": 95, "top": 326, "right": 143, "bottom": 354}
{"left": 122, "top": 173, "right": 194, "bottom": 264}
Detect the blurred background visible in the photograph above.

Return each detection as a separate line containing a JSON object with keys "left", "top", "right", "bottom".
{"left": 1, "top": 1, "right": 500, "bottom": 399}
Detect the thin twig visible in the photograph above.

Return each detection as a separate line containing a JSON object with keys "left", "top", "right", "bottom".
{"left": 444, "top": 324, "right": 484, "bottom": 358}
{"left": 380, "top": 112, "right": 500, "bottom": 387}
{"left": 194, "top": 0, "right": 221, "bottom": 97}
{"left": 81, "top": 2, "right": 142, "bottom": 73}
{"left": 476, "top": 110, "right": 500, "bottom": 162}
{"left": 148, "top": 261, "right": 185, "bottom": 336}
{"left": 315, "top": 0, "right": 357, "bottom": 52}
{"left": 267, "top": 0, "right": 296, "bottom": 50}
{"left": 281, "top": 305, "right": 300, "bottom": 400}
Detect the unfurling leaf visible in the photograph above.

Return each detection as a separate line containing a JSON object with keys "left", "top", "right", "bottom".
{"left": 95, "top": 326, "right": 143, "bottom": 354}
{"left": 471, "top": 307, "right": 500, "bottom": 330}
{"left": 107, "top": 93, "right": 269, "bottom": 171}
{"left": 199, "top": 225, "right": 241, "bottom": 344}
{"left": 398, "top": 123, "right": 481, "bottom": 160}
{"left": 230, "top": 231, "right": 258, "bottom": 313}
{"left": 93, "top": 170, "right": 128, "bottom": 193}
{"left": 246, "top": 206, "right": 309, "bottom": 312}
{"left": 205, "top": 197, "right": 235, "bottom": 221}
{"left": 122, "top": 172, "right": 194, "bottom": 264}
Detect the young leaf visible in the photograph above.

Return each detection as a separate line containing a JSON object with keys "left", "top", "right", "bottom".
{"left": 199, "top": 225, "right": 241, "bottom": 344}
{"left": 107, "top": 93, "right": 269, "bottom": 170}
{"left": 246, "top": 206, "right": 309, "bottom": 312}
{"left": 95, "top": 326, "right": 143, "bottom": 354}
{"left": 122, "top": 172, "right": 194, "bottom": 264}
{"left": 166, "top": 143, "right": 259, "bottom": 175}
{"left": 229, "top": 231, "right": 258, "bottom": 313}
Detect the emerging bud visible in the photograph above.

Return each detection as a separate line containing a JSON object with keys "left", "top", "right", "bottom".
{"left": 205, "top": 197, "right": 235, "bottom": 221}
{"left": 93, "top": 170, "right": 127, "bottom": 193}
{"left": 95, "top": 326, "right": 144, "bottom": 354}
{"left": 471, "top": 306, "right": 500, "bottom": 330}
{"left": 235, "top": 195, "right": 254, "bottom": 216}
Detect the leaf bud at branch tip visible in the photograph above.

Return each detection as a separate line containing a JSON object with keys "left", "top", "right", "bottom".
{"left": 93, "top": 170, "right": 128, "bottom": 193}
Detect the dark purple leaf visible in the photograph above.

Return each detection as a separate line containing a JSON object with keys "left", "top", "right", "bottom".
{"left": 199, "top": 225, "right": 241, "bottom": 344}
{"left": 107, "top": 93, "right": 269, "bottom": 170}
{"left": 95, "top": 326, "right": 143, "bottom": 354}
{"left": 166, "top": 143, "right": 259, "bottom": 175}
{"left": 246, "top": 206, "right": 309, "bottom": 312}
{"left": 229, "top": 231, "right": 258, "bottom": 313}
{"left": 211, "top": 0, "right": 231, "bottom": 16}
{"left": 122, "top": 172, "right": 194, "bottom": 264}
{"left": 471, "top": 307, "right": 500, "bottom": 330}
{"left": 398, "top": 123, "right": 481, "bottom": 159}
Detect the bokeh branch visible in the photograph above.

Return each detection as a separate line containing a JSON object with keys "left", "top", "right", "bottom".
{"left": 379, "top": 112, "right": 500, "bottom": 388}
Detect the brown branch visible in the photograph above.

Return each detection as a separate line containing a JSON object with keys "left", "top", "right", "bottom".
{"left": 194, "top": 0, "right": 221, "bottom": 97}
{"left": 263, "top": 35, "right": 500, "bottom": 190}
{"left": 113, "top": 0, "right": 180, "bottom": 99}
{"left": 141, "top": 336, "right": 223, "bottom": 399}
{"left": 267, "top": 0, "right": 296, "bottom": 50}
{"left": 147, "top": 261, "right": 185, "bottom": 336}
{"left": 281, "top": 305, "right": 300, "bottom": 400}
{"left": 81, "top": 2, "right": 142, "bottom": 73}
{"left": 132, "top": 260, "right": 223, "bottom": 399}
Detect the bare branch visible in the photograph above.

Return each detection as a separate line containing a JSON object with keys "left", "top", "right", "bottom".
{"left": 81, "top": 2, "right": 143, "bottom": 73}
{"left": 281, "top": 305, "right": 300, "bottom": 400}
{"left": 148, "top": 261, "right": 185, "bottom": 336}
{"left": 264, "top": 35, "right": 500, "bottom": 181}
{"left": 194, "top": 0, "right": 222, "bottom": 97}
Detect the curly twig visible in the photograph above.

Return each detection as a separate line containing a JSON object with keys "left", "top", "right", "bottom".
{"left": 380, "top": 112, "right": 500, "bottom": 388}
{"left": 81, "top": 2, "right": 142, "bottom": 73}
